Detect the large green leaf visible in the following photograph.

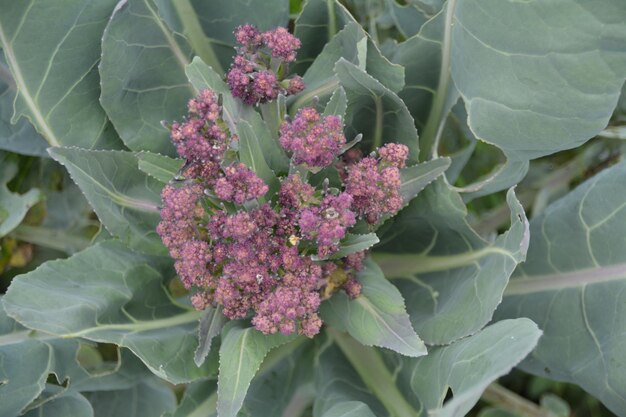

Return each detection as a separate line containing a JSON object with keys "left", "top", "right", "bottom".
{"left": 0, "top": 155, "right": 41, "bottom": 238}
{"left": 321, "top": 402, "right": 377, "bottom": 417}
{"left": 190, "top": 0, "right": 289, "bottom": 72}
{"left": 99, "top": 0, "right": 195, "bottom": 155}
{"left": 0, "top": 55, "right": 48, "bottom": 156}
{"left": 22, "top": 391, "right": 94, "bottom": 417}
{"left": 85, "top": 379, "right": 176, "bottom": 417}
{"left": 335, "top": 58, "right": 418, "bottom": 161}
{"left": 375, "top": 180, "right": 529, "bottom": 344}
{"left": 321, "top": 258, "right": 427, "bottom": 357}
{"left": 496, "top": 160, "right": 626, "bottom": 416}
{"left": 0, "top": 0, "right": 121, "bottom": 149}
{"left": 49, "top": 148, "right": 165, "bottom": 255}
{"left": 3, "top": 240, "right": 213, "bottom": 384}
{"left": 386, "top": 319, "right": 541, "bottom": 417}
{"left": 452, "top": 0, "right": 626, "bottom": 160}
{"left": 292, "top": 0, "right": 355, "bottom": 75}
{"left": 217, "top": 322, "right": 297, "bottom": 417}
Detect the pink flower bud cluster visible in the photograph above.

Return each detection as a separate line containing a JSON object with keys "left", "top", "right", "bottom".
{"left": 157, "top": 28, "right": 415, "bottom": 338}
{"left": 279, "top": 108, "right": 346, "bottom": 169}
{"left": 227, "top": 24, "right": 304, "bottom": 105}
{"left": 344, "top": 143, "right": 409, "bottom": 224}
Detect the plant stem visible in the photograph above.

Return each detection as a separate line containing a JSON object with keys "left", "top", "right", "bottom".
{"left": 173, "top": 0, "right": 224, "bottom": 75}
{"left": 482, "top": 382, "right": 547, "bottom": 417}
{"left": 419, "top": 0, "right": 457, "bottom": 160}
{"left": 328, "top": 328, "right": 418, "bottom": 417}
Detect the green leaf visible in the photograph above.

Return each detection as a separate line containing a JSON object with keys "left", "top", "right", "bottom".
{"left": 163, "top": 380, "right": 216, "bottom": 417}
{"left": 194, "top": 306, "right": 227, "bottom": 367}
{"left": 99, "top": 0, "right": 194, "bottom": 155}
{"left": 217, "top": 322, "right": 297, "bottom": 417}
{"left": 388, "top": 319, "right": 541, "bottom": 417}
{"left": 328, "top": 233, "right": 379, "bottom": 260}
{"left": 190, "top": 0, "right": 289, "bottom": 71}
{"left": 292, "top": 0, "right": 355, "bottom": 75}
{"left": 321, "top": 401, "right": 377, "bottom": 417}
{"left": 323, "top": 87, "right": 347, "bottom": 119}
{"left": 0, "top": 155, "right": 42, "bottom": 237}
{"left": 321, "top": 258, "right": 427, "bottom": 357}
{"left": 335, "top": 58, "right": 418, "bottom": 162}
{"left": 136, "top": 152, "right": 184, "bottom": 183}
{"left": 237, "top": 120, "right": 280, "bottom": 197}
{"left": 313, "top": 338, "right": 386, "bottom": 417}
{"left": 399, "top": 157, "right": 450, "bottom": 205}
{"left": 496, "top": 159, "right": 626, "bottom": 416}
{"left": 375, "top": 180, "right": 529, "bottom": 344}
{"left": 451, "top": 0, "right": 626, "bottom": 160}
{"left": 294, "top": 22, "right": 404, "bottom": 112}
{"left": 0, "top": 0, "right": 121, "bottom": 149}
{"left": 49, "top": 148, "right": 165, "bottom": 255}
{"left": 0, "top": 56, "right": 48, "bottom": 157}
{"left": 379, "top": 0, "right": 427, "bottom": 39}
{"left": 85, "top": 379, "right": 176, "bottom": 417}
{"left": 3, "top": 241, "right": 213, "bottom": 384}
{"left": 22, "top": 391, "right": 94, "bottom": 417}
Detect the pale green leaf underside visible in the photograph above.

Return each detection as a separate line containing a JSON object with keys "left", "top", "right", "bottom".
{"left": 3, "top": 241, "right": 211, "bottom": 384}
{"left": 0, "top": 0, "right": 121, "bottom": 149}
{"left": 497, "top": 160, "right": 626, "bottom": 416}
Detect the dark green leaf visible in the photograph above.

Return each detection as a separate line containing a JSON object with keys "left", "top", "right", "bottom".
{"left": 136, "top": 152, "right": 184, "bottom": 183}
{"left": 85, "top": 379, "right": 176, "bottom": 417}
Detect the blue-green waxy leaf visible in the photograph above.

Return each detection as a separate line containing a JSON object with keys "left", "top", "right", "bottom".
{"left": 452, "top": 0, "right": 626, "bottom": 160}
{"left": 190, "top": 0, "right": 289, "bottom": 72}
{"left": 237, "top": 120, "right": 280, "bottom": 197}
{"left": 328, "top": 233, "right": 379, "bottom": 260}
{"left": 0, "top": 55, "right": 48, "bottom": 157}
{"left": 335, "top": 58, "right": 418, "bottom": 162}
{"left": 49, "top": 148, "right": 165, "bottom": 255}
{"left": 375, "top": 180, "right": 529, "bottom": 345}
{"left": 321, "top": 401, "right": 377, "bottom": 417}
{"left": 0, "top": 155, "right": 42, "bottom": 237}
{"left": 85, "top": 379, "right": 176, "bottom": 417}
{"left": 217, "top": 322, "right": 297, "bottom": 417}
{"left": 0, "top": 0, "right": 121, "bottom": 149}
{"left": 378, "top": 0, "right": 428, "bottom": 39}
{"left": 3, "top": 241, "right": 212, "bottom": 384}
{"left": 386, "top": 319, "right": 541, "bottom": 417}
{"left": 321, "top": 258, "right": 427, "bottom": 357}
{"left": 399, "top": 157, "right": 451, "bottom": 205}
{"left": 163, "top": 380, "right": 216, "bottom": 417}
{"left": 292, "top": 0, "right": 355, "bottom": 75}
{"left": 100, "top": 0, "right": 195, "bottom": 155}
{"left": 136, "top": 152, "right": 184, "bottom": 183}
{"left": 324, "top": 87, "right": 348, "bottom": 119}
{"left": 194, "top": 306, "right": 227, "bottom": 367}
{"left": 496, "top": 160, "right": 626, "bottom": 416}
{"left": 22, "top": 391, "right": 94, "bottom": 417}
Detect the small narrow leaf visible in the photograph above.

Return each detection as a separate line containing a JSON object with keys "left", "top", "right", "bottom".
{"left": 49, "top": 148, "right": 165, "bottom": 255}
{"left": 237, "top": 120, "right": 279, "bottom": 197}
{"left": 323, "top": 87, "right": 348, "bottom": 119}
{"left": 321, "top": 258, "right": 427, "bottom": 357}
{"left": 217, "top": 322, "right": 297, "bottom": 417}
{"left": 399, "top": 157, "right": 451, "bottom": 204}
{"left": 194, "top": 306, "right": 227, "bottom": 367}
{"left": 328, "top": 233, "right": 379, "bottom": 260}
{"left": 136, "top": 152, "right": 184, "bottom": 183}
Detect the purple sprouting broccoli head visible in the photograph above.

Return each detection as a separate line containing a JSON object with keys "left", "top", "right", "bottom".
{"left": 158, "top": 26, "right": 412, "bottom": 338}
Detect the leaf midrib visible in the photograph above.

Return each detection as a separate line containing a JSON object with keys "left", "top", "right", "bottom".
{"left": 0, "top": 21, "right": 60, "bottom": 146}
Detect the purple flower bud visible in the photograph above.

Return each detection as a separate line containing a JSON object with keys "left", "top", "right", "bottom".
{"left": 214, "top": 163, "right": 269, "bottom": 204}
{"left": 261, "top": 27, "right": 301, "bottom": 62}
{"left": 279, "top": 107, "right": 346, "bottom": 168}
